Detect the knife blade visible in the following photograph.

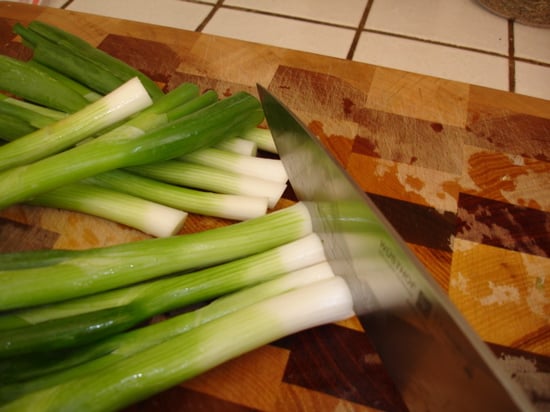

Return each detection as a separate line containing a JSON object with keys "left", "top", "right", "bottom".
{"left": 257, "top": 84, "right": 536, "bottom": 412}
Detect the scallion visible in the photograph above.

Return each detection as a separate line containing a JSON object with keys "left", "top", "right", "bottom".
{"left": 0, "top": 233, "right": 325, "bottom": 357}
{"left": 216, "top": 137, "right": 257, "bottom": 156}
{"left": 0, "top": 54, "right": 89, "bottom": 113}
{"left": 0, "top": 262, "right": 335, "bottom": 403}
{"left": 241, "top": 126, "right": 277, "bottom": 153}
{"left": 0, "top": 202, "right": 311, "bottom": 311}
{"left": 0, "top": 114, "right": 36, "bottom": 141}
{"left": 0, "top": 100, "right": 57, "bottom": 130}
{"left": 0, "top": 95, "right": 67, "bottom": 122}
{"left": 84, "top": 169, "right": 268, "bottom": 221}
{"left": 0, "top": 91, "right": 263, "bottom": 210}
{"left": 180, "top": 146, "right": 288, "bottom": 183}
{"left": 26, "top": 60, "right": 102, "bottom": 102}
{"left": 128, "top": 160, "right": 287, "bottom": 208}
{"left": 32, "top": 41, "right": 124, "bottom": 95}
{"left": 14, "top": 21, "right": 164, "bottom": 100}
{"left": 0, "top": 77, "right": 153, "bottom": 172}
{"left": 0, "top": 277, "right": 354, "bottom": 412}
{"left": 27, "top": 183, "right": 188, "bottom": 238}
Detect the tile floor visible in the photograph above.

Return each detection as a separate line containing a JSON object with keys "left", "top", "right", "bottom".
{"left": 5, "top": 0, "right": 550, "bottom": 101}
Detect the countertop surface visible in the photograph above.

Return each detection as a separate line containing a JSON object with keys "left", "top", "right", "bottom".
{"left": 5, "top": 0, "right": 550, "bottom": 101}
{"left": 0, "top": 3, "right": 549, "bottom": 411}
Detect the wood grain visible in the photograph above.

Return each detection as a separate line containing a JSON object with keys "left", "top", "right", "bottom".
{"left": 0, "top": 3, "right": 549, "bottom": 411}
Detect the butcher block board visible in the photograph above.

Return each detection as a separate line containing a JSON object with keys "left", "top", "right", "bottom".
{"left": 0, "top": 3, "right": 549, "bottom": 411}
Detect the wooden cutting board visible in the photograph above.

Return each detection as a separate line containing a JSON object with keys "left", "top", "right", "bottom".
{"left": 1, "top": 3, "right": 549, "bottom": 411}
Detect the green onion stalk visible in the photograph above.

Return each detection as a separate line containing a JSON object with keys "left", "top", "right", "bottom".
{"left": 84, "top": 169, "right": 269, "bottom": 221}
{"left": 19, "top": 87, "right": 224, "bottom": 233}
{"left": 0, "top": 233, "right": 325, "bottom": 358}
{"left": 0, "top": 276, "right": 354, "bottom": 412}
{"left": 0, "top": 54, "right": 89, "bottom": 113}
{"left": 26, "top": 60, "right": 102, "bottom": 102}
{"left": 94, "top": 81, "right": 202, "bottom": 138}
{"left": 31, "top": 40, "right": 125, "bottom": 96}
{"left": 27, "top": 183, "right": 188, "bottom": 238}
{"left": 216, "top": 137, "right": 257, "bottom": 156}
{"left": 0, "top": 202, "right": 311, "bottom": 311}
{"left": 28, "top": 84, "right": 216, "bottom": 231}
{"left": 241, "top": 127, "right": 277, "bottom": 153}
{"left": 0, "top": 77, "right": 153, "bottom": 172}
{"left": 85, "top": 86, "right": 217, "bottom": 146}
{"left": 0, "top": 99, "right": 58, "bottom": 132}
{"left": 128, "top": 161, "right": 287, "bottom": 208}
{"left": 0, "top": 262, "right": 336, "bottom": 404}
{"left": 14, "top": 21, "right": 164, "bottom": 100}
{"left": 0, "top": 94, "right": 67, "bottom": 122}
{"left": 0, "top": 91, "right": 263, "bottom": 210}
{"left": 0, "top": 114, "right": 36, "bottom": 142}
{"left": 180, "top": 146, "right": 288, "bottom": 183}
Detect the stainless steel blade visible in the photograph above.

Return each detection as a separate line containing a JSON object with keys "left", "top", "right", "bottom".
{"left": 258, "top": 84, "right": 536, "bottom": 412}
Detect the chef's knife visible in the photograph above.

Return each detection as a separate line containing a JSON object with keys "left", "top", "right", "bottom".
{"left": 257, "top": 85, "right": 537, "bottom": 412}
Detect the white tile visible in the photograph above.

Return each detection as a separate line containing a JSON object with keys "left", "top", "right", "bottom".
{"left": 354, "top": 31, "right": 509, "bottom": 91}
{"left": 515, "top": 24, "right": 550, "bottom": 64}
{"left": 203, "top": 8, "right": 356, "bottom": 59}
{"left": 66, "top": 0, "right": 213, "bottom": 31}
{"left": 223, "top": 0, "right": 368, "bottom": 27}
{"left": 366, "top": 0, "right": 508, "bottom": 54}
{"left": 515, "top": 62, "right": 550, "bottom": 101}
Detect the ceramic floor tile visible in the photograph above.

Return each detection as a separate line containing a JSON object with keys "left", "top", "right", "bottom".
{"left": 365, "top": 0, "right": 508, "bottom": 54}
{"left": 515, "top": 61, "right": 550, "bottom": 101}
{"left": 66, "top": 0, "right": 213, "bottom": 31}
{"left": 514, "top": 23, "right": 550, "bottom": 64}
{"left": 354, "top": 31, "right": 509, "bottom": 91}
{"left": 203, "top": 8, "right": 356, "bottom": 59}
{"left": 223, "top": 0, "right": 368, "bottom": 27}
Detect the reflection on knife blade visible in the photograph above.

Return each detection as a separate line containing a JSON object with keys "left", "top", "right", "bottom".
{"left": 257, "top": 84, "right": 538, "bottom": 412}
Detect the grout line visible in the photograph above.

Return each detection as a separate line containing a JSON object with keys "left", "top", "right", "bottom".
{"left": 346, "top": 0, "right": 373, "bottom": 60}
{"left": 508, "top": 20, "right": 516, "bottom": 92}
{"left": 195, "top": 0, "right": 224, "bottom": 32}
{"left": 515, "top": 57, "right": 550, "bottom": 67}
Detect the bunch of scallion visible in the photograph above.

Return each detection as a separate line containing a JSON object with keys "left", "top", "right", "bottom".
{"left": 0, "top": 20, "right": 357, "bottom": 411}
{"left": 0, "top": 19, "right": 287, "bottom": 239}
{"left": 0, "top": 75, "right": 270, "bottom": 234}
{"left": 0, "top": 203, "right": 355, "bottom": 411}
{"left": 1, "top": 20, "right": 291, "bottom": 234}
